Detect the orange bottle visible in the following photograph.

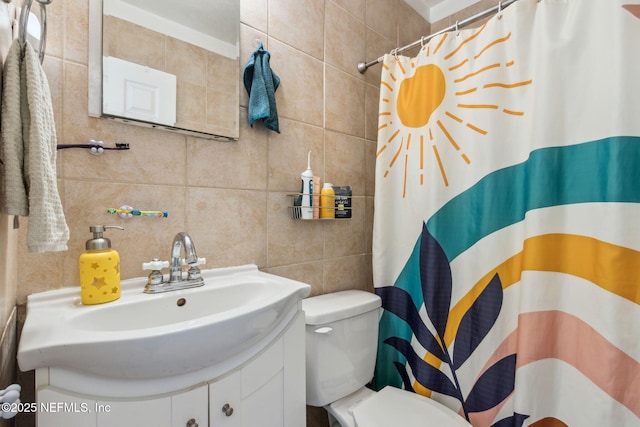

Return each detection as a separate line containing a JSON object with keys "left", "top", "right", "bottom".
{"left": 320, "top": 183, "right": 335, "bottom": 219}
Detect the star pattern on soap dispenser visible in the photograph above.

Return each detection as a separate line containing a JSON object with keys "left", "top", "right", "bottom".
{"left": 111, "top": 286, "right": 118, "bottom": 294}
{"left": 90, "top": 262, "right": 100, "bottom": 270}
{"left": 91, "top": 277, "right": 107, "bottom": 289}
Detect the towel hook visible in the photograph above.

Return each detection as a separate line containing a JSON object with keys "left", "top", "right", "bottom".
{"left": 18, "top": 0, "right": 51, "bottom": 63}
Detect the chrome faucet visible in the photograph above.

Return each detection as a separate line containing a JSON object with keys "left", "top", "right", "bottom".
{"left": 170, "top": 231, "right": 199, "bottom": 283}
{"left": 143, "top": 232, "right": 205, "bottom": 293}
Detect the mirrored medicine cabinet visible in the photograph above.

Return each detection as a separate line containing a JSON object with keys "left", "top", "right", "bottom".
{"left": 88, "top": 0, "right": 240, "bottom": 141}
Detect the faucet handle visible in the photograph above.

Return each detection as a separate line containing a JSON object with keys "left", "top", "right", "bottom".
{"left": 180, "top": 257, "right": 206, "bottom": 267}
{"left": 142, "top": 259, "right": 170, "bottom": 271}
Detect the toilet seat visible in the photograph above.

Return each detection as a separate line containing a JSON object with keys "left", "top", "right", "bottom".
{"left": 351, "top": 386, "right": 472, "bottom": 427}
{"left": 326, "top": 387, "right": 376, "bottom": 427}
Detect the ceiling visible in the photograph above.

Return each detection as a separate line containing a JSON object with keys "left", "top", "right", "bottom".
{"left": 403, "top": 0, "right": 481, "bottom": 23}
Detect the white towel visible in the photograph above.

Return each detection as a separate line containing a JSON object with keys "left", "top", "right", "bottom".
{"left": 22, "top": 42, "right": 69, "bottom": 253}
{"left": 0, "top": 39, "right": 28, "bottom": 217}
{"left": 0, "top": 39, "right": 69, "bottom": 253}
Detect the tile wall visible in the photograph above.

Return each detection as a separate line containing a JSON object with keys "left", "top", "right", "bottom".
{"left": 10, "top": 0, "right": 428, "bottom": 426}
{"left": 430, "top": 0, "right": 500, "bottom": 32}
{"left": 14, "top": 0, "right": 428, "bottom": 302}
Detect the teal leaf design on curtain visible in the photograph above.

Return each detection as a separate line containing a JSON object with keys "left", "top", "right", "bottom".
{"left": 384, "top": 336, "right": 461, "bottom": 400}
{"left": 464, "top": 354, "right": 517, "bottom": 413}
{"left": 453, "top": 273, "right": 504, "bottom": 370}
{"left": 491, "top": 413, "right": 530, "bottom": 427}
{"left": 377, "top": 286, "right": 447, "bottom": 361}
{"left": 378, "top": 225, "right": 517, "bottom": 421}
{"left": 420, "top": 222, "right": 452, "bottom": 340}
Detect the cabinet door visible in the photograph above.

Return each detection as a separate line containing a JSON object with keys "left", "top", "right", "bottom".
{"left": 240, "top": 336, "right": 285, "bottom": 427}
{"left": 210, "top": 371, "right": 242, "bottom": 426}
{"left": 172, "top": 385, "right": 208, "bottom": 427}
{"left": 96, "top": 395, "right": 171, "bottom": 427}
{"left": 241, "top": 370, "right": 284, "bottom": 427}
{"left": 38, "top": 387, "right": 97, "bottom": 427}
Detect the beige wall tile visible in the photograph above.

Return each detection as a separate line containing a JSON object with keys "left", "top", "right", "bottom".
{"left": 108, "top": 18, "right": 166, "bottom": 71}
{"left": 364, "top": 82, "right": 380, "bottom": 142}
{"left": 187, "top": 113, "right": 268, "bottom": 190}
{"left": 324, "top": 197, "right": 366, "bottom": 258}
{"left": 324, "top": 130, "right": 365, "bottom": 196}
{"left": 176, "top": 80, "right": 207, "bottom": 127}
{"left": 62, "top": 0, "right": 87, "bottom": 63}
{"left": 61, "top": 124, "right": 187, "bottom": 186}
{"left": 266, "top": 192, "right": 324, "bottom": 267}
{"left": 263, "top": 262, "right": 324, "bottom": 297}
{"left": 102, "top": 15, "right": 117, "bottom": 57}
{"left": 241, "top": 0, "right": 268, "bottom": 33}
{"left": 267, "top": 117, "right": 324, "bottom": 192}
{"left": 325, "top": 1, "right": 366, "bottom": 79}
{"left": 206, "top": 87, "right": 239, "bottom": 137}
{"left": 44, "top": 0, "right": 64, "bottom": 59}
{"left": 62, "top": 180, "right": 187, "bottom": 287}
{"left": 186, "top": 188, "right": 267, "bottom": 268}
{"left": 323, "top": 254, "right": 372, "bottom": 293}
{"left": 208, "top": 53, "right": 238, "bottom": 92}
{"left": 364, "top": 27, "right": 396, "bottom": 86}
{"left": 366, "top": 0, "right": 398, "bottom": 42}
{"left": 166, "top": 38, "right": 207, "bottom": 88}
{"left": 269, "top": 0, "right": 325, "bottom": 60}
{"left": 268, "top": 38, "right": 324, "bottom": 127}
{"left": 325, "top": 66, "right": 365, "bottom": 138}
{"left": 365, "top": 139, "right": 377, "bottom": 197}
{"left": 365, "top": 197, "right": 374, "bottom": 253}
{"left": 331, "top": 0, "right": 365, "bottom": 21}
{"left": 16, "top": 218, "right": 65, "bottom": 304}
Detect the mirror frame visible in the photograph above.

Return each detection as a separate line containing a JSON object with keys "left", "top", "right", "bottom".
{"left": 88, "top": 0, "right": 239, "bottom": 141}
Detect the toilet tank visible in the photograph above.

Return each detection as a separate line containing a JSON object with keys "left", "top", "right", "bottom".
{"left": 302, "top": 290, "right": 382, "bottom": 407}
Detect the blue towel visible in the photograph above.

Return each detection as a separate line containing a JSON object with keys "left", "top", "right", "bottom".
{"left": 243, "top": 42, "right": 280, "bottom": 133}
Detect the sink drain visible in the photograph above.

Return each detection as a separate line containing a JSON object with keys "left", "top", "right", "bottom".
{"left": 176, "top": 298, "right": 186, "bottom": 307}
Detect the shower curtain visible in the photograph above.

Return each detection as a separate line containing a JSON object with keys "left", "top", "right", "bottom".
{"left": 372, "top": 0, "right": 640, "bottom": 426}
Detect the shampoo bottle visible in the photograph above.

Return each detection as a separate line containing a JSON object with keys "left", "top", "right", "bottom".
{"left": 320, "top": 183, "right": 335, "bottom": 219}
{"left": 300, "top": 151, "right": 314, "bottom": 219}
{"left": 79, "top": 225, "right": 124, "bottom": 305}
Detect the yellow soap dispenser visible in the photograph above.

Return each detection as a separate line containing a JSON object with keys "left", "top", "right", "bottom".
{"left": 79, "top": 225, "right": 124, "bottom": 305}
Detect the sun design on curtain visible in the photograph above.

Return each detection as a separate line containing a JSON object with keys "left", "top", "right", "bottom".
{"left": 377, "top": 23, "right": 531, "bottom": 191}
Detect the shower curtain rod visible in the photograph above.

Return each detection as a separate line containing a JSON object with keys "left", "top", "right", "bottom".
{"left": 357, "top": 0, "right": 520, "bottom": 74}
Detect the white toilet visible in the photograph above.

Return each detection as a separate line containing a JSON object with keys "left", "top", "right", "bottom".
{"left": 302, "top": 290, "right": 472, "bottom": 427}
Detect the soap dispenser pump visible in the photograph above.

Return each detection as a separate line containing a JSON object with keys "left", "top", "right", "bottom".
{"left": 79, "top": 225, "right": 124, "bottom": 305}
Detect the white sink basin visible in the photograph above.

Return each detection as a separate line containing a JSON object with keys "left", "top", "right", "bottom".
{"left": 18, "top": 264, "right": 311, "bottom": 380}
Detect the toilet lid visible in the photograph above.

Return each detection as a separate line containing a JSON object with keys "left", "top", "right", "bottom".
{"left": 351, "top": 386, "right": 471, "bottom": 427}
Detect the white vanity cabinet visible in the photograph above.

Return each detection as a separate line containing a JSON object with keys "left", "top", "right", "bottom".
{"left": 34, "top": 312, "right": 306, "bottom": 427}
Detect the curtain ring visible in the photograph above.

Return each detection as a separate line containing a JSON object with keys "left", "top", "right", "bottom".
{"left": 455, "top": 20, "right": 460, "bottom": 36}
{"left": 391, "top": 48, "right": 399, "bottom": 61}
{"left": 420, "top": 36, "right": 426, "bottom": 49}
{"left": 497, "top": 1, "right": 503, "bottom": 19}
